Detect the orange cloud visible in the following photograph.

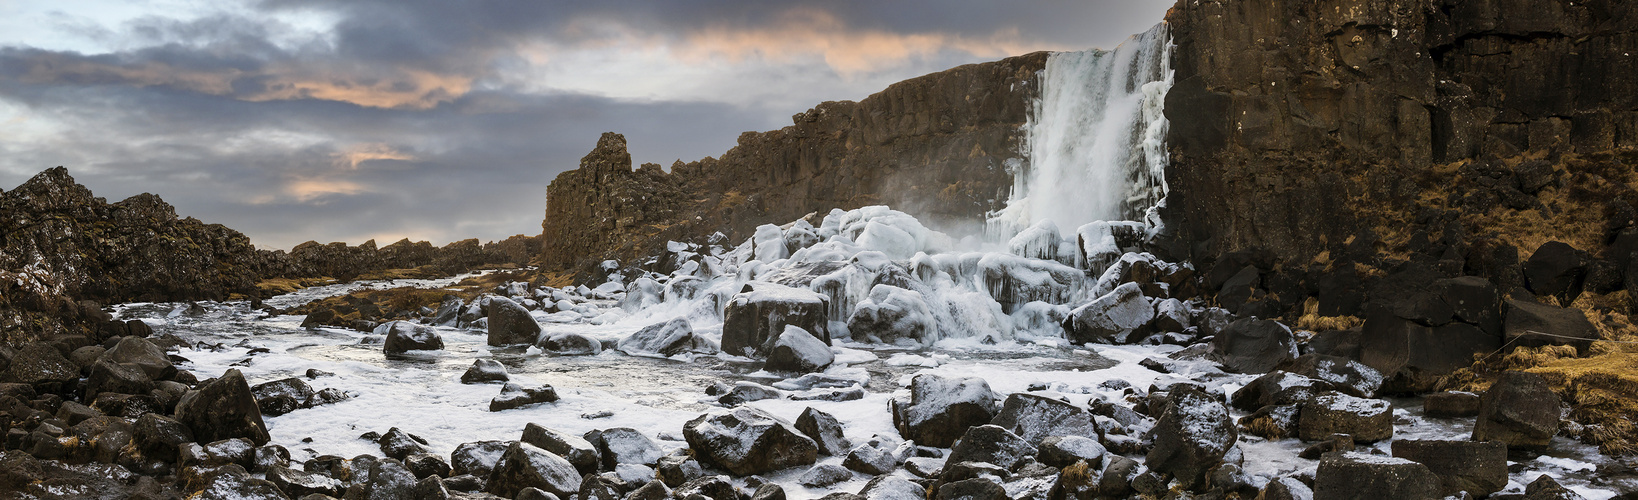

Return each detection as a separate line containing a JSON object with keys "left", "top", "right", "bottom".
{"left": 332, "top": 143, "right": 414, "bottom": 169}
{"left": 284, "top": 177, "right": 366, "bottom": 202}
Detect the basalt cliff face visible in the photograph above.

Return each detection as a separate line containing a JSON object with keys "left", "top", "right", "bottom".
{"left": 1160, "top": 0, "right": 1638, "bottom": 317}
{"left": 540, "top": 52, "right": 1049, "bottom": 271}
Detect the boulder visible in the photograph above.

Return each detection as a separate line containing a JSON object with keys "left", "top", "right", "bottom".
{"left": 617, "top": 319, "right": 704, "bottom": 357}
{"left": 485, "top": 442, "right": 582, "bottom": 498}
{"left": 990, "top": 392, "right": 1097, "bottom": 447}
{"left": 4, "top": 343, "right": 78, "bottom": 392}
{"left": 433, "top": 296, "right": 464, "bottom": 326}
{"left": 382, "top": 321, "right": 445, "bottom": 353}
{"left": 1230, "top": 371, "right": 1332, "bottom": 412}
{"left": 717, "top": 381, "right": 783, "bottom": 406}
{"left": 1503, "top": 299, "right": 1599, "bottom": 354}
{"left": 798, "top": 463, "right": 853, "bottom": 487}
{"left": 1039, "top": 435, "right": 1106, "bottom": 468}
{"left": 349, "top": 457, "right": 438, "bottom": 499}
{"left": 1152, "top": 298, "right": 1192, "bottom": 333}
{"left": 178, "top": 438, "right": 255, "bottom": 469}
{"left": 1274, "top": 354, "right": 1384, "bottom": 398}
{"left": 945, "top": 424, "right": 1036, "bottom": 471}
{"left": 378, "top": 427, "right": 431, "bottom": 460}
{"left": 522, "top": 424, "right": 600, "bottom": 475}
{"left": 460, "top": 359, "right": 510, "bottom": 384}
{"left": 891, "top": 374, "right": 998, "bottom": 448}
{"left": 487, "top": 297, "right": 542, "bottom": 346}
{"left": 1299, "top": 392, "right": 1393, "bottom": 442}
{"left": 267, "top": 464, "right": 343, "bottom": 497}
{"left": 846, "top": 284, "right": 937, "bottom": 347}
{"left": 858, "top": 475, "right": 925, "bottom": 500}
{"left": 537, "top": 333, "right": 602, "bottom": 356}
{"left": 85, "top": 359, "right": 155, "bottom": 401}
{"left": 674, "top": 475, "right": 744, "bottom": 500}
{"left": 936, "top": 477, "right": 1006, "bottom": 500}
{"left": 1391, "top": 439, "right": 1507, "bottom": 497}
{"left": 249, "top": 377, "right": 316, "bottom": 417}
{"left": 721, "top": 283, "right": 830, "bottom": 357}
{"left": 1524, "top": 474, "right": 1589, "bottom": 500}
{"left": 1523, "top": 241, "right": 1587, "bottom": 304}
{"left": 451, "top": 440, "right": 510, "bottom": 478}
{"left": 1211, "top": 318, "right": 1296, "bottom": 374}
{"left": 187, "top": 464, "right": 290, "bottom": 500}
{"left": 1473, "top": 371, "right": 1561, "bottom": 452}
{"left": 591, "top": 427, "right": 662, "bottom": 470}
{"left": 763, "top": 325, "right": 834, "bottom": 373}
{"left": 133, "top": 413, "right": 195, "bottom": 462}
{"left": 794, "top": 407, "right": 850, "bottom": 456}
{"left": 1359, "top": 309, "right": 1501, "bottom": 393}
{"left": 405, "top": 453, "right": 452, "bottom": 480}
{"left": 1423, "top": 391, "right": 1481, "bottom": 418}
{"left": 1434, "top": 276, "right": 1502, "bottom": 334}
{"left": 1146, "top": 385, "right": 1236, "bottom": 489}
{"left": 1065, "top": 282, "right": 1154, "bottom": 344}
{"left": 683, "top": 407, "right": 817, "bottom": 476}
{"left": 174, "top": 369, "right": 270, "bottom": 445}
{"left": 841, "top": 442, "right": 896, "bottom": 475}
{"left": 101, "top": 336, "right": 176, "bottom": 380}
{"left": 1260, "top": 476, "right": 1314, "bottom": 500}
{"left": 656, "top": 455, "right": 703, "bottom": 487}
{"left": 1314, "top": 451, "right": 1440, "bottom": 500}
{"left": 489, "top": 383, "right": 559, "bottom": 412}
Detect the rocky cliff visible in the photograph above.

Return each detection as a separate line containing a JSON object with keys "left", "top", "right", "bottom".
{"left": 1160, "top": 0, "right": 1638, "bottom": 317}
{"left": 540, "top": 52, "right": 1050, "bottom": 271}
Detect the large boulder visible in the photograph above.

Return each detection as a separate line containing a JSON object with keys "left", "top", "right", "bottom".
{"left": 487, "top": 296, "right": 542, "bottom": 346}
{"left": 1359, "top": 309, "right": 1500, "bottom": 393}
{"left": 451, "top": 440, "right": 510, "bottom": 478}
{"left": 490, "top": 383, "right": 558, "bottom": 412}
{"left": 1523, "top": 241, "right": 1587, "bottom": 304}
{"left": 1423, "top": 391, "right": 1481, "bottom": 418}
{"left": 1274, "top": 354, "right": 1384, "bottom": 398}
{"left": 763, "top": 325, "right": 834, "bottom": 373}
{"left": 1299, "top": 392, "right": 1394, "bottom": 442}
{"left": 85, "top": 359, "right": 155, "bottom": 401}
{"left": 1230, "top": 371, "right": 1332, "bottom": 412}
{"left": 683, "top": 407, "right": 817, "bottom": 476}
{"left": 794, "top": 407, "right": 850, "bottom": 457}
{"left": 174, "top": 369, "right": 270, "bottom": 445}
{"left": 522, "top": 424, "right": 600, "bottom": 475}
{"left": 1038, "top": 435, "right": 1106, "bottom": 468}
{"left": 1503, "top": 299, "right": 1599, "bottom": 354}
{"left": 1473, "top": 371, "right": 1561, "bottom": 452}
{"left": 460, "top": 359, "right": 510, "bottom": 384}
{"left": 989, "top": 392, "right": 1097, "bottom": 445}
{"left": 382, "top": 321, "right": 445, "bottom": 353}
{"left": 249, "top": 377, "right": 316, "bottom": 417}
{"left": 485, "top": 442, "right": 582, "bottom": 498}
{"left": 721, "top": 283, "right": 829, "bottom": 357}
{"left": 101, "top": 336, "right": 176, "bottom": 380}
{"left": 1211, "top": 318, "right": 1297, "bottom": 374}
{"left": 1065, "top": 282, "right": 1154, "bottom": 345}
{"left": 1314, "top": 451, "right": 1440, "bottom": 500}
{"left": 591, "top": 427, "right": 663, "bottom": 470}
{"left": 890, "top": 374, "right": 999, "bottom": 447}
{"left": 618, "top": 318, "right": 708, "bottom": 357}
{"left": 4, "top": 342, "right": 79, "bottom": 392}
{"left": 846, "top": 284, "right": 937, "bottom": 347}
{"left": 537, "top": 333, "right": 602, "bottom": 356}
{"left": 945, "top": 424, "right": 1037, "bottom": 471}
{"left": 1146, "top": 385, "right": 1236, "bottom": 489}
{"left": 1435, "top": 276, "right": 1502, "bottom": 335}
{"left": 1391, "top": 439, "right": 1507, "bottom": 497}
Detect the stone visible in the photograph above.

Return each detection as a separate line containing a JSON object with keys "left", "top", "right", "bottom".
{"left": 1314, "top": 452, "right": 1441, "bottom": 500}
{"left": 1299, "top": 392, "right": 1394, "bottom": 442}
{"left": 451, "top": 440, "right": 510, "bottom": 478}
{"left": 267, "top": 464, "right": 343, "bottom": 497}
{"left": 522, "top": 424, "right": 600, "bottom": 475}
{"left": 1038, "top": 436, "right": 1106, "bottom": 468}
{"left": 174, "top": 368, "right": 271, "bottom": 445}
{"left": 1066, "top": 282, "right": 1154, "bottom": 345}
{"left": 85, "top": 359, "right": 155, "bottom": 401}
{"left": 1435, "top": 276, "right": 1502, "bottom": 334}
{"left": 591, "top": 427, "right": 662, "bottom": 470}
{"left": 655, "top": 455, "right": 703, "bottom": 487}
{"left": 936, "top": 477, "right": 1006, "bottom": 500}
{"left": 1524, "top": 474, "right": 1589, "bottom": 500}
{"left": 1359, "top": 309, "right": 1501, "bottom": 393}
{"left": 179, "top": 438, "right": 256, "bottom": 469}
{"left": 890, "top": 374, "right": 998, "bottom": 448}
{"left": 1524, "top": 241, "right": 1587, "bottom": 304}
{"left": 762, "top": 325, "right": 834, "bottom": 374}
{"left": 487, "top": 297, "right": 542, "bottom": 346}
{"left": 1211, "top": 318, "right": 1296, "bottom": 374}
{"left": 798, "top": 464, "right": 852, "bottom": 487}
{"left": 841, "top": 443, "right": 896, "bottom": 475}
{"left": 794, "top": 407, "right": 850, "bottom": 456}
{"left": 1503, "top": 298, "right": 1599, "bottom": 354}
{"left": 721, "top": 283, "right": 830, "bottom": 358}
{"left": 100, "top": 336, "right": 176, "bottom": 381}
{"left": 485, "top": 442, "right": 582, "bottom": 498}
{"left": 460, "top": 359, "right": 509, "bottom": 384}
{"left": 846, "top": 284, "right": 937, "bottom": 346}
{"left": 189, "top": 464, "right": 289, "bottom": 499}
{"left": 1230, "top": 371, "right": 1332, "bottom": 412}
{"left": 378, "top": 427, "right": 431, "bottom": 460}
{"left": 382, "top": 321, "right": 445, "bottom": 353}
{"left": 3, "top": 343, "right": 78, "bottom": 392}
{"left": 1390, "top": 439, "right": 1507, "bottom": 497}
{"left": 250, "top": 377, "right": 317, "bottom": 417}
{"left": 1260, "top": 476, "right": 1314, "bottom": 500}
{"left": 537, "top": 333, "right": 602, "bottom": 356}
{"left": 1274, "top": 354, "right": 1385, "bottom": 398}
{"left": 1473, "top": 371, "right": 1561, "bottom": 452}
{"left": 717, "top": 382, "right": 782, "bottom": 406}
{"left": 1146, "top": 385, "right": 1236, "bottom": 489}
{"left": 617, "top": 318, "right": 705, "bottom": 357}
{"left": 859, "top": 475, "right": 924, "bottom": 500}
{"left": 627, "top": 480, "right": 671, "bottom": 500}
{"left": 133, "top": 413, "right": 195, "bottom": 463}
{"left": 683, "top": 407, "right": 817, "bottom": 476}
{"left": 489, "top": 383, "right": 558, "bottom": 412}
{"left": 944, "top": 424, "right": 1035, "bottom": 471}
{"left": 988, "top": 392, "right": 1097, "bottom": 445}
{"left": 1423, "top": 391, "right": 1482, "bottom": 418}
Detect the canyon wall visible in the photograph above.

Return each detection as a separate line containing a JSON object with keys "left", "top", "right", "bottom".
{"left": 540, "top": 52, "right": 1050, "bottom": 271}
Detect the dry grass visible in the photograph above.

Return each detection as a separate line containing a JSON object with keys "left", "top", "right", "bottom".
{"left": 357, "top": 266, "right": 446, "bottom": 281}
{"left": 253, "top": 277, "right": 335, "bottom": 296}
{"left": 1295, "top": 297, "right": 1363, "bottom": 331}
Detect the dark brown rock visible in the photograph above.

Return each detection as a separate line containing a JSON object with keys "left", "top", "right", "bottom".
{"left": 1391, "top": 439, "right": 1507, "bottom": 497}
{"left": 173, "top": 368, "right": 271, "bottom": 446}
{"left": 1314, "top": 452, "right": 1441, "bottom": 500}
{"left": 1473, "top": 371, "right": 1561, "bottom": 452}
{"left": 683, "top": 407, "right": 817, "bottom": 476}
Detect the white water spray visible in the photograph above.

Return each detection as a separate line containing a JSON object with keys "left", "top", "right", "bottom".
{"left": 990, "top": 23, "right": 1174, "bottom": 240}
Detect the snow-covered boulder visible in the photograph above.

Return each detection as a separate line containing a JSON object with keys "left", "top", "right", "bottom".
{"left": 1313, "top": 452, "right": 1439, "bottom": 500}
{"left": 1298, "top": 392, "right": 1393, "bottom": 442}
{"left": 860, "top": 476, "right": 925, "bottom": 500}
{"left": 798, "top": 464, "right": 853, "bottom": 487}
{"left": 487, "top": 296, "right": 542, "bottom": 346}
{"left": 795, "top": 407, "right": 850, "bottom": 457}
{"left": 521, "top": 423, "right": 600, "bottom": 475}
{"left": 784, "top": 223, "right": 819, "bottom": 255}
{"left": 1065, "top": 282, "right": 1154, "bottom": 344}
{"left": 763, "top": 325, "right": 833, "bottom": 374}
{"left": 451, "top": 440, "right": 509, "bottom": 477}
{"left": 842, "top": 442, "right": 896, "bottom": 475}
{"left": 381, "top": 321, "right": 444, "bottom": 353}
{"left": 619, "top": 318, "right": 710, "bottom": 357}
{"left": 1146, "top": 385, "right": 1236, "bottom": 490}
{"left": 1152, "top": 298, "right": 1192, "bottom": 333}
{"left": 1229, "top": 371, "right": 1331, "bottom": 412}
{"left": 890, "top": 374, "right": 999, "bottom": 448}
{"left": 1211, "top": 318, "right": 1297, "bottom": 373}
{"left": 846, "top": 285, "right": 936, "bottom": 347}
{"left": 460, "top": 359, "right": 509, "bottom": 384}
{"left": 485, "top": 442, "right": 582, "bottom": 498}
{"left": 753, "top": 224, "right": 788, "bottom": 262}
{"left": 537, "top": 332, "right": 602, "bottom": 356}
{"left": 489, "top": 383, "right": 558, "bottom": 412}
{"left": 1038, "top": 435, "right": 1106, "bottom": 468}
{"left": 683, "top": 407, "right": 817, "bottom": 476}
{"left": 1076, "top": 221, "right": 1146, "bottom": 273}
{"left": 989, "top": 393, "right": 1098, "bottom": 445}
{"left": 946, "top": 424, "right": 1037, "bottom": 470}
{"left": 621, "top": 277, "right": 664, "bottom": 313}
{"left": 1007, "top": 219, "right": 1063, "bottom": 261}
{"left": 1276, "top": 354, "right": 1384, "bottom": 398}
{"left": 721, "top": 283, "right": 829, "bottom": 358}
{"left": 590, "top": 427, "right": 663, "bottom": 470}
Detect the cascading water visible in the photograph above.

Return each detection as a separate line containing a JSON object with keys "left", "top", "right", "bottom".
{"left": 989, "top": 22, "right": 1174, "bottom": 241}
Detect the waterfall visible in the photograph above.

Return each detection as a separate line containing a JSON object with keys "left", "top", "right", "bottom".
{"left": 989, "top": 22, "right": 1174, "bottom": 241}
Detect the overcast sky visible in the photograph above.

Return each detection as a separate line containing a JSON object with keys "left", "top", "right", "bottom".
{"left": 0, "top": 0, "right": 1171, "bottom": 250}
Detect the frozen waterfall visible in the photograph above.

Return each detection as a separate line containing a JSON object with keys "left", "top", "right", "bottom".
{"left": 990, "top": 22, "right": 1173, "bottom": 240}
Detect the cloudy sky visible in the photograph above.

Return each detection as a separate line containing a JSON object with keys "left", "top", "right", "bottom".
{"left": 0, "top": 0, "right": 1171, "bottom": 250}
